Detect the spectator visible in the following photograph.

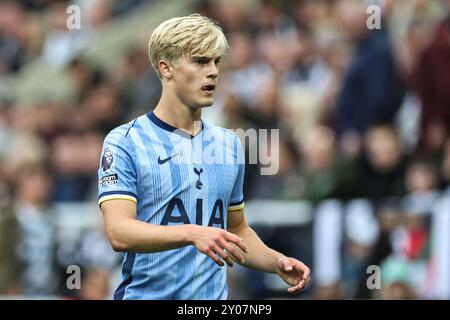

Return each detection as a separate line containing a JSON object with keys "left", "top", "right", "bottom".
{"left": 409, "top": 4, "right": 450, "bottom": 153}
{"left": 334, "top": 0, "right": 405, "bottom": 148}
{"left": 13, "top": 164, "right": 58, "bottom": 296}
{"left": 0, "top": 185, "right": 20, "bottom": 295}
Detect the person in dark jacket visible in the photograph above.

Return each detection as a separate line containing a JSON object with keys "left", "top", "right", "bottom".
{"left": 334, "top": 0, "right": 405, "bottom": 145}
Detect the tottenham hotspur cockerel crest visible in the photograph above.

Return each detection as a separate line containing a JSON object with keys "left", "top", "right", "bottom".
{"left": 102, "top": 148, "right": 114, "bottom": 172}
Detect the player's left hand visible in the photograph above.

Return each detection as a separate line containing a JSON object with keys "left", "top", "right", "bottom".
{"left": 276, "top": 257, "right": 311, "bottom": 293}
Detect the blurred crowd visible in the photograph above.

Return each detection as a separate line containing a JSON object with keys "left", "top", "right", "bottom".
{"left": 0, "top": 0, "right": 450, "bottom": 299}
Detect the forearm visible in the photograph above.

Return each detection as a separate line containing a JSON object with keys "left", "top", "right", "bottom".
{"left": 106, "top": 218, "right": 195, "bottom": 253}
{"left": 229, "top": 223, "right": 284, "bottom": 273}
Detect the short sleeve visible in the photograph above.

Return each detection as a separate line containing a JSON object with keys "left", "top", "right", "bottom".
{"left": 98, "top": 131, "right": 138, "bottom": 207}
{"left": 228, "top": 135, "right": 245, "bottom": 212}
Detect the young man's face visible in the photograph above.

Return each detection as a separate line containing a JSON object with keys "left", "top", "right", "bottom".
{"left": 170, "top": 53, "right": 221, "bottom": 108}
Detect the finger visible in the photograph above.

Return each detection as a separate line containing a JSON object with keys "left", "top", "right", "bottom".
{"left": 292, "top": 261, "right": 310, "bottom": 280}
{"left": 279, "top": 259, "right": 293, "bottom": 272}
{"left": 301, "top": 266, "right": 311, "bottom": 281}
{"left": 206, "top": 249, "right": 224, "bottom": 267}
{"left": 287, "top": 284, "right": 302, "bottom": 293}
{"left": 304, "top": 270, "right": 312, "bottom": 283}
{"left": 236, "top": 240, "right": 248, "bottom": 254}
{"left": 225, "top": 233, "right": 248, "bottom": 253}
{"left": 287, "top": 279, "right": 306, "bottom": 293}
{"left": 220, "top": 240, "right": 245, "bottom": 264}
{"left": 213, "top": 245, "right": 234, "bottom": 267}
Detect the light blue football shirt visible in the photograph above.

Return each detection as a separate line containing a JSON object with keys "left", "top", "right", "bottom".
{"left": 98, "top": 112, "right": 245, "bottom": 300}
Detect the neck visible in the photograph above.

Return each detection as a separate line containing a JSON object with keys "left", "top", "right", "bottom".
{"left": 153, "top": 86, "right": 202, "bottom": 135}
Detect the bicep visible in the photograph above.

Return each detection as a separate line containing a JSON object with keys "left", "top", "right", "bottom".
{"left": 101, "top": 199, "right": 137, "bottom": 228}
{"left": 100, "top": 199, "right": 138, "bottom": 251}
{"left": 227, "top": 209, "right": 248, "bottom": 233}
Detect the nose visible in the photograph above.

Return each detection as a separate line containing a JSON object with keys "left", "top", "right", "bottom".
{"left": 206, "top": 61, "right": 219, "bottom": 79}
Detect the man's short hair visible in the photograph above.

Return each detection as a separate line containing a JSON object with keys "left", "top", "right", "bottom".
{"left": 148, "top": 14, "right": 228, "bottom": 79}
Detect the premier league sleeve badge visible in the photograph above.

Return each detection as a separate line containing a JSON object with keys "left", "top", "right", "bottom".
{"left": 102, "top": 148, "right": 114, "bottom": 172}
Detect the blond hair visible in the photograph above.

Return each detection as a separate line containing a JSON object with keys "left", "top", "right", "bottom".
{"left": 148, "top": 14, "right": 228, "bottom": 79}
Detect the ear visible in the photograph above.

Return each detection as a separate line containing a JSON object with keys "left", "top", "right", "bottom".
{"left": 158, "top": 59, "right": 173, "bottom": 80}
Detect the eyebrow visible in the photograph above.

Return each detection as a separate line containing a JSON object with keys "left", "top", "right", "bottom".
{"left": 191, "top": 56, "right": 222, "bottom": 60}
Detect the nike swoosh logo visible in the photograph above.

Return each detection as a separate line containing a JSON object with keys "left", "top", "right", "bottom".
{"left": 158, "top": 154, "right": 177, "bottom": 164}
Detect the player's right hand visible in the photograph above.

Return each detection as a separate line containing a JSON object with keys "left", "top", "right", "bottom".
{"left": 189, "top": 225, "right": 248, "bottom": 267}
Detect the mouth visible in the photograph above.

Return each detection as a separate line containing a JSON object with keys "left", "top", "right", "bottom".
{"left": 201, "top": 84, "right": 216, "bottom": 94}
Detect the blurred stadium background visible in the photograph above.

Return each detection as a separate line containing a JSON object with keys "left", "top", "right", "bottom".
{"left": 0, "top": 0, "right": 449, "bottom": 300}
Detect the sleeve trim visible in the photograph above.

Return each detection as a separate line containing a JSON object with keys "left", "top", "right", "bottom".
{"left": 98, "top": 191, "right": 137, "bottom": 206}
{"left": 228, "top": 201, "right": 245, "bottom": 211}
{"left": 229, "top": 199, "right": 244, "bottom": 206}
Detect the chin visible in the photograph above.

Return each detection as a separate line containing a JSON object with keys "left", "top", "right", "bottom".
{"left": 199, "top": 98, "right": 215, "bottom": 108}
